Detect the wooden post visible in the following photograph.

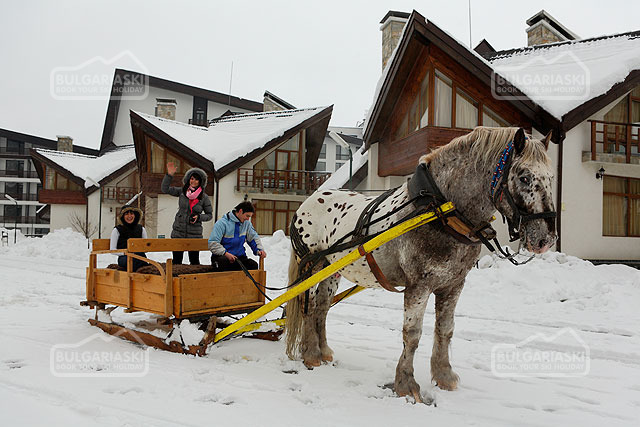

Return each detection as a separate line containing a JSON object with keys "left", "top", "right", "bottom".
{"left": 165, "top": 258, "right": 173, "bottom": 316}
{"left": 615, "top": 126, "right": 620, "bottom": 152}
{"left": 603, "top": 124, "right": 609, "bottom": 154}
{"left": 626, "top": 124, "right": 632, "bottom": 164}
{"left": 87, "top": 253, "right": 97, "bottom": 301}
{"left": 259, "top": 256, "right": 264, "bottom": 271}
{"left": 127, "top": 253, "right": 133, "bottom": 309}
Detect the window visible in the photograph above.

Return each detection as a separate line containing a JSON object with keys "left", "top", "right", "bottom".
{"left": 482, "top": 106, "right": 508, "bottom": 127}
{"left": 315, "top": 161, "right": 326, "bottom": 172}
{"left": 254, "top": 133, "right": 302, "bottom": 173}
{"left": 394, "top": 71, "right": 430, "bottom": 139}
{"left": 150, "top": 141, "right": 165, "bottom": 173}
{"left": 434, "top": 71, "right": 452, "bottom": 128}
{"left": 5, "top": 204, "right": 22, "bottom": 217}
{"left": 6, "top": 160, "right": 23, "bottom": 175}
{"left": 335, "top": 162, "right": 345, "bottom": 171}
{"left": 5, "top": 182, "right": 23, "bottom": 198}
{"left": 7, "top": 139, "right": 23, "bottom": 153}
{"left": 455, "top": 89, "right": 478, "bottom": 129}
{"left": 147, "top": 138, "right": 192, "bottom": 174}
{"left": 336, "top": 145, "right": 350, "bottom": 161}
{"left": 253, "top": 199, "right": 301, "bottom": 235}
{"left": 603, "top": 176, "right": 640, "bottom": 236}
{"left": 319, "top": 143, "right": 326, "bottom": 159}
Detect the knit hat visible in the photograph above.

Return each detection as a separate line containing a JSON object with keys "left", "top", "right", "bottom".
{"left": 118, "top": 206, "right": 143, "bottom": 226}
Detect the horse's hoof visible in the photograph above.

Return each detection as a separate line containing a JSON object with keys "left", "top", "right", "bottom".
{"left": 321, "top": 354, "right": 333, "bottom": 362}
{"left": 433, "top": 370, "right": 459, "bottom": 391}
{"left": 303, "top": 359, "right": 322, "bottom": 369}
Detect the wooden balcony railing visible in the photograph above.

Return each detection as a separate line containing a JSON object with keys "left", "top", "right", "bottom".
{"left": 0, "top": 192, "right": 39, "bottom": 201}
{"left": 0, "top": 169, "right": 39, "bottom": 178}
{"left": 237, "top": 168, "right": 332, "bottom": 194}
{"left": 589, "top": 120, "right": 640, "bottom": 164}
{"left": 0, "top": 215, "right": 49, "bottom": 225}
{"left": 102, "top": 186, "right": 139, "bottom": 203}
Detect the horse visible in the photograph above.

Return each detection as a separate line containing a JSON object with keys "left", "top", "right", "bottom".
{"left": 284, "top": 126, "right": 556, "bottom": 403}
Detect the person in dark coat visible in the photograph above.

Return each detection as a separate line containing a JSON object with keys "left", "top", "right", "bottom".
{"left": 110, "top": 205, "right": 149, "bottom": 272}
{"left": 161, "top": 162, "right": 213, "bottom": 265}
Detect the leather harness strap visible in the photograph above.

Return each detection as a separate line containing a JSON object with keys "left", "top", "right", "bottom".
{"left": 357, "top": 245, "right": 404, "bottom": 293}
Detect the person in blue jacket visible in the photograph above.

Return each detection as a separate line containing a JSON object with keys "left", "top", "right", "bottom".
{"left": 208, "top": 201, "right": 266, "bottom": 271}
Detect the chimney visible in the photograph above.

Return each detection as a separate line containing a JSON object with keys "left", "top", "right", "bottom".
{"left": 263, "top": 91, "right": 296, "bottom": 112}
{"left": 380, "top": 11, "right": 409, "bottom": 69}
{"left": 56, "top": 135, "right": 73, "bottom": 152}
{"left": 155, "top": 98, "right": 177, "bottom": 120}
{"left": 526, "top": 10, "right": 578, "bottom": 46}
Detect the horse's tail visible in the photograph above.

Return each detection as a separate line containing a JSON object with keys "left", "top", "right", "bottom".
{"left": 285, "top": 249, "right": 303, "bottom": 359}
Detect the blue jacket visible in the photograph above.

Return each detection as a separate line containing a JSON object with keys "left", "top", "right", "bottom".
{"left": 208, "top": 211, "right": 264, "bottom": 257}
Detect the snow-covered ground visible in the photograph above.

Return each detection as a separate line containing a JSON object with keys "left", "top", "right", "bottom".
{"left": 1, "top": 228, "right": 639, "bottom": 426}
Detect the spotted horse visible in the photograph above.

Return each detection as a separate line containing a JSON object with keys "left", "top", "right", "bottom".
{"left": 285, "top": 126, "right": 556, "bottom": 403}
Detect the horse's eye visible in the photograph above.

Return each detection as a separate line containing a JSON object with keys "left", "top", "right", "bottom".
{"left": 520, "top": 176, "right": 530, "bottom": 185}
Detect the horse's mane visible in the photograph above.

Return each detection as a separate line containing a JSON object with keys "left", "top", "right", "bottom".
{"left": 419, "top": 126, "right": 551, "bottom": 171}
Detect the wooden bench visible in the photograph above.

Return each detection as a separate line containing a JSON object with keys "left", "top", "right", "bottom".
{"left": 85, "top": 238, "right": 266, "bottom": 318}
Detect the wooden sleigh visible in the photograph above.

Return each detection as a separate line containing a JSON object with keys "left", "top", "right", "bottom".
{"left": 81, "top": 238, "right": 275, "bottom": 356}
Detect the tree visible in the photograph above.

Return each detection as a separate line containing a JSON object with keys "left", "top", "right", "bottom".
{"left": 68, "top": 211, "right": 99, "bottom": 244}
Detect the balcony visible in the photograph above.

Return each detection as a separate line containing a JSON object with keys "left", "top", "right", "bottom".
{"left": 0, "top": 147, "right": 30, "bottom": 156}
{"left": 237, "top": 168, "right": 332, "bottom": 195}
{"left": 0, "top": 215, "right": 49, "bottom": 225}
{"left": 102, "top": 186, "right": 138, "bottom": 204}
{"left": 0, "top": 192, "right": 39, "bottom": 201}
{"left": 589, "top": 120, "right": 640, "bottom": 164}
{"left": 0, "top": 169, "right": 39, "bottom": 178}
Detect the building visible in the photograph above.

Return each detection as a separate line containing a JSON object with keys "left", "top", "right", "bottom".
{"left": 363, "top": 10, "right": 640, "bottom": 260}
{"left": 0, "top": 129, "right": 97, "bottom": 236}
{"left": 130, "top": 106, "right": 332, "bottom": 236}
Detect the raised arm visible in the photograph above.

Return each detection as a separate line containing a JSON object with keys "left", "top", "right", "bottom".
{"left": 161, "top": 162, "right": 182, "bottom": 196}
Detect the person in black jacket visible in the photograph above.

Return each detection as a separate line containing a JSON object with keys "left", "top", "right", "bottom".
{"left": 161, "top": 162, "right": 213, "bottom": 265}
{"left": 110, "top": 205, "right": 149, "bottom": 272}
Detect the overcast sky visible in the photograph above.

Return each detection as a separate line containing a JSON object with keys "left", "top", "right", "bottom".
{"left": 1, "top": 0, "right": 639, "bottom": 150}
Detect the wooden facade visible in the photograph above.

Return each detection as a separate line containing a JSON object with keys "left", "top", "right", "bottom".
{"left": 375, "top": 43, "right": 533, "bottom": 177}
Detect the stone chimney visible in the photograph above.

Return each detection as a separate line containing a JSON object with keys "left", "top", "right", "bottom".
{"left": 526, "top": 10, "right": 578, "bottom": 46}
{"left": 380, "top": 11, "right": 409, "bottom": 69}
{"left": 56, "top": 135, "right": 73, "bottom": 152}
{"left": 155, "top": 99, "right": 177, "bottom": 120}
{"left": 263, "top": 91, "right": 296, "bottom": 112}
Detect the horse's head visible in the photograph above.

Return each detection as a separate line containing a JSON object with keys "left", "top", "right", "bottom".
{"left": 492, "top": 128, "right": 557, "bottom": 254}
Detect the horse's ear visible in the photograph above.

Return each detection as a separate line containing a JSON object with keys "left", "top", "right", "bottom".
{"left": 542, "top": 130, "right": 552, "bottom": 150}
{"left": 514, "top": 128, "right": 526, "bottom": 154}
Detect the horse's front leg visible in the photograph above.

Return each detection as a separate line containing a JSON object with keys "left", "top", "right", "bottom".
{"left": 395, "top": 285, "right": 430, "bottom": 403}
{"left": 431, "top": 282, "right": 464, "bottom": 391}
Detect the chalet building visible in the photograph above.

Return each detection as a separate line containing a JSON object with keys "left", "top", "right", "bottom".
{"left": 0, "top": 130, "right": 97, "bottom": 236}
{"left": 130, "top": 106, "right": 332, "bottom": 237}
{"left": 31, "top": 69, "right": 266, "bottom": 239}
{"left": 30, "top": 146, "right": 136, "bottom": 238}
{"left": 363, "top": 10, "right": 640, "bottom": 261}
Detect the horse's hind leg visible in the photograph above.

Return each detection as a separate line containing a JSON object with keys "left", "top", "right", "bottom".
{"left": 315, "top": 274, "right": 340, "bottom": 362}
{"left": 301, "top": 275, "right": 339, "bottom": 367}
{"left": 430, "top": 282, "right": 463, "bottom": 391}
{"left": 395, "top": 285, "right": 430, "bottom": 402}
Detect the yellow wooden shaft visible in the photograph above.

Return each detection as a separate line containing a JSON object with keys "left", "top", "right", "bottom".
{"left": 214, "top": 202, "right": 454, "bottom": 343}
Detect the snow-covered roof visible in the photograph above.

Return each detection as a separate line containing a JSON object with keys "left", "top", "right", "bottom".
{"left": 318, "top": 145, "right": 368, "bottom": 191}
{"left": 133, "top": 107, "right": 330, "bottom": 170}
{"left": 34, "top": 145, "right": 136, "bottom": 188}
{"left": 489, "top": 32, "right": 640, "bottom": 120}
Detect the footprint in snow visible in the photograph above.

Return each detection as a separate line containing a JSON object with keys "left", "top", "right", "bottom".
{"left": 3, "top": 359, "right": 25, "bottom": 370}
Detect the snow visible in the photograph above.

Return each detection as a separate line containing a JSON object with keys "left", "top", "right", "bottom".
{"left": 34, "top": 145, "right": 135, "bottom": 188}
{"left": 1, "top": 229, "right": 640, "bottom": 426}
{"left": 134, "top": 107, "right": 330, "bottom": 171}
{"left": 318, "top": 145, "right": 368, "bottom": 191}
{"left": 490, "top": 34, "right": 640, "bottom": 120}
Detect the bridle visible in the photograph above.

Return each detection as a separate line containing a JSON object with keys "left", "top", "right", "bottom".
{"left": 489, "top": 140, "right": 557, "bottom": 243}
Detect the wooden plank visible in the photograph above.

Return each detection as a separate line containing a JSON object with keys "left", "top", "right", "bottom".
{"left": 181, "top": 302, "right": 265, "bottom": 317}
{"left": 165, "top": 258, "right": 173, "bottom": 316}
{"left": 92, "top": 239, "right": 110, "bottom": 251}
{"left": 127, "top": 238, "right": 208, "bottom": 253}
{"left": 88, "top": 254, "right": 97, "bottom": 300}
